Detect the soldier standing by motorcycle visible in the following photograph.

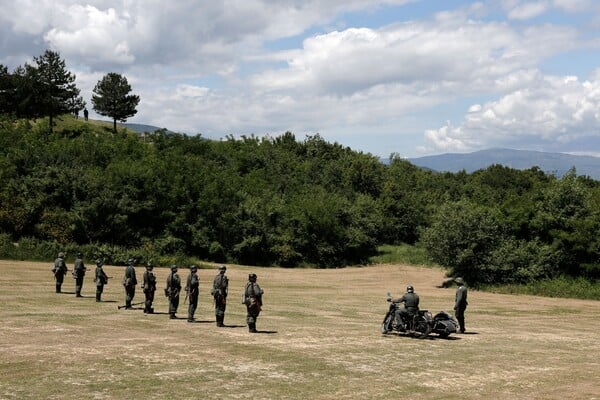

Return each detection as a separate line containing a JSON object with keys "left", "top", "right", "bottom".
{"left": 392, "top": 285, "right": 420, "bottom": 330}
{"left": 185, "top": 265, "right": 200, "bottom": 322}
{"left": 142, "top": 262, "right": 157, "bottom": 314}
{"left": 165, "top": 265, "right": 182, "bottom": 319}
{"left": 52, "top": 252, "right": 68, "bottom": 293}
{"left": 243, "top": 273, "right": 264, "bottom": 333}
{"left": 94, "top": 259, "right": 108, "bottom": 302}
{"left": 122, "top": 259, "right": 138, "bottom": 309}
{"left": 211, "top": 265, "right": 228, "bottom": 327}
{"left": 73, "top": 252, "right": 86, "bottom": 297}
{"left": 454, "top": 277, "right": 468, "bottom": 333}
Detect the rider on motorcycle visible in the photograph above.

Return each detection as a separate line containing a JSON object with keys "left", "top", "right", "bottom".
{"left": 391, "top": 285, "right": 420, "bottom": 330}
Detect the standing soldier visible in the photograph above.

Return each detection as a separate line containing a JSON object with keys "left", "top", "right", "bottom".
{"left": 122, "top": 259, "right": 138, "bottom": 309}
{"left": 141, "top": 262, "right": 157, "bottom": 314}
{"left": 94, "top": 259, "right": 108, "bottom": 302}
{"left": 454, "top": 277, "right": 468, "bottom": 333}
{"left": 185, "top": 265, "right": 200, "bottom": 323}
{"left": 211, "top": 265, "right": 228, "bottom": 327}
{"left": 243, "top": 273, "right": 264, "bottom": 333}
{"left": 165, "top": 265, "right": 181, "bottom": 319}
{"left": 52, "top": 252, "right": 68, "bottom": 293}
{"left": 73, "top": 252, "right": 86, "bottom": 297}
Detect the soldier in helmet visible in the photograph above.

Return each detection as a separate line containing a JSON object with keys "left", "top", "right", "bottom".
{"left": 211, "top": 265, "right": 229, "bottom": 327}
{"left": 52, "top": 252, "right": 68, "bottom": 293}
{"left": 141, "top": 262, "right": 157, "bottom": 314}
{"left": 454, "top": 277, "right": 468, "bottom": 333}
{"left": 122, "top": 258, "right": 138, "bottom": 309}
{"left": 72, "top": 252, "right": 87, "bottom": 297}
{"left": 243, "top": 273, "right": 264, "bottom": 333}
{"left": 185, "top": 265, "right": 200, "bottom": 322}
{"left": 94, "top": 259, "right": 108, "bottom": 302}
{"left": 391, "top": 285, "right": 420, "bottom": 330}
{"left": 165, "top": 265, "right": 182, "bottom": 319}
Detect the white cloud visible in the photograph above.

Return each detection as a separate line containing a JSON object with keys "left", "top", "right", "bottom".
{"left": 424, "top": 73, "right": 600, "bottom": 152}
{"left": 506, "top": 1, "right": 549, "bottom": 20}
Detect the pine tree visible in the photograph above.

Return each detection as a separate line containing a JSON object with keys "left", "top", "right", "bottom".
{"left": 92, "top": 73, "right": 140, "bottom": 133}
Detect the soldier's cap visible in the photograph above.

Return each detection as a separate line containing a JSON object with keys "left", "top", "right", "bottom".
{"left": 146, "top": 262, "right": 154, "bottom": 269}
{"left": 455, "top": 277, "right": 464, "bottom": 284}
{"left": 190, "top": 265, "right": 198, "bottom": 271}
{"left": 249, "top": 273, "right": 257, "bottom": 280}
{"left": 96, "top": 259, "right": 103, "bottom": 266}
{"left": 77, "top": 252, "right": 83, "bottom": 257}
{"left": 171, "top": 265, "right": 178, "bottom": 271}
{"left": 58, "top": 252, "right": 65, "bottom": 258}
{"left": 127, "top": 258, "right": 134, "bottom": 264}
{"left": 219, "top": 265, "right": 227, "bottom": 271}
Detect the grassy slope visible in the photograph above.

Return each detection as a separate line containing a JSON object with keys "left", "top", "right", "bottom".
{"left": 1, "top": 260, "right": 599, "bottom": 399}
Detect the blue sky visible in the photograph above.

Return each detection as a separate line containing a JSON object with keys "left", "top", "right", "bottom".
{"left": 2, "top": 0, "right": 600, "bottom": 158}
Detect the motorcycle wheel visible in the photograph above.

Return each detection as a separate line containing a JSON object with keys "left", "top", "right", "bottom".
{"left": 414, "top": 319, "right": 431, "bottom": 339}
{"left": 381, "top": 314, "right": 392, "bottom": 334}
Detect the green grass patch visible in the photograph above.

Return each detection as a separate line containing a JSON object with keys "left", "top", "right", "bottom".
{"left": 370, "top": 243, "right": 437, "bottom": 267}
{"left": 481, "top": 276, "right": 600, "bottom": 300}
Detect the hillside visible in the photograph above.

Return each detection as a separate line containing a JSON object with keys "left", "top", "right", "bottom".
{"left": 408, "top": 148, "right": 600, "bottom": 180}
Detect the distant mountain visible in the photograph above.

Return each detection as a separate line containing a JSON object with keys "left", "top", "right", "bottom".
{"left": 122, "top": 123, "right": 174, "bottom": 134}
{"left": 407, "top": 148, "right": 600, "bottom": 180}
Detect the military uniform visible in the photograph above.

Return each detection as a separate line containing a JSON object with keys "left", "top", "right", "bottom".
{"left": 185, "top": 265, "right": 200, "bottom": 322}
{"left": 52, "top": 252, "right": 68, "bottom": 293}
{"left": 122, "top": 260, "right": 138, "bottom": 309}
{"left": 243, "top": 273, "right": 264, "bottom": 333}
{"left": 94, "top": 260, "right": 108, "bottom": 302}
{"left": 211, "top": 265, "right": 229, "bottom": 327}
{"left": 165, "top": 265, "right": 182, "bottom": 319}
{"left": 141, "top": 263, "right": 157, "bottom": 314}
{"left": 393, "top": 286, "right": 420, "bottom": 329}
{"left": 73, "top": 253, "right": 86, "bottom": 297}
{"left": 454, "top": 277, "right": 468, "bottom": 333}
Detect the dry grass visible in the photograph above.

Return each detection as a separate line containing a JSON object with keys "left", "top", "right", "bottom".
{"left": 0, "top": 260, "right": 599, "bottom": 399}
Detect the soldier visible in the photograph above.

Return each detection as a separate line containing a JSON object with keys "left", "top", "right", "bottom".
{"left": 141, "top": 262, "right": 157, "bottom": 314}
{"left": 454, "top": 277, "right": 468, "bottom": 333}
{"left": 52, "top": 252, "right": 68, "bottom": 293}
{"left": 73, "top": 252, "right": 86, "bottom": 297}
{"left": 94, "top": 259, "right": 108, "bottom": 302}
{"left": 185, "top": 265, "right": 200, "bottom": 322}
{"left": 122, "top": 259, "right": 138, "bottom": 309}
{"left": 243, "top": 273, "right": 264, "bottom": 333}
{"left": 391, "top": 285, "right": 420, "bottom": 330}
{"left": 211, "top": 265, "right": 229, "bottom": 327}
{"left": 165, "top": 265, "right": 182, "bottom": 319}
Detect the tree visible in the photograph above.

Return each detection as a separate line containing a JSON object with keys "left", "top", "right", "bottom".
{"left": 92, "top": 73, "right": 140, "bottom": 133}
{"left": 29, "top": 50, "right": 83, "bottom": 133}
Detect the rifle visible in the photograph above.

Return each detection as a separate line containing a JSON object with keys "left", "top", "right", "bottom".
{"left": 117, "top": 301, "right": 145, "bottom": 310}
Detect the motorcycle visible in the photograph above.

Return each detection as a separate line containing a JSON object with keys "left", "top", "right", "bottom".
{"left": 381, "top": 293, "right": 459, "bottom": 338}
{"left": 381, "top": 293, "right": 432, "bottom": 338}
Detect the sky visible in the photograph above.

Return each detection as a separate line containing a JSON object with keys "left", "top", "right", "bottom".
{"left": 2, "top": 0, "right": 600, "bottom": 158}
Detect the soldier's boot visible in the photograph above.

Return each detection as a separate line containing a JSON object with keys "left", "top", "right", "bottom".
{"left": 187, "top": 314, "right": 195, "bottom": 322}
{"left": 169, "top": 313, "right": 176, "bottom": 319}
{"left": 149, "top": 307, "right": 154, "bottom": 314}
{"left": 219, "top": 315, "right": 225, "bottom": 327}
{"left": 56, "top": 284, "right": 61, "bottom": 293}
{"left": 96, "top": 292, "right": 101, "bottom": 302}
{"left": 215, "top": 315, "right": 221, "bottom": 326}
{"left": 125, "top": 300, "right": 132, "bottom": 309}
{"left": 249, "top": 323, "right": 257, "bottom": 333}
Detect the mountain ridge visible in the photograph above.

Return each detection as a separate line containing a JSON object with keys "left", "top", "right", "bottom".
{"left": 406, "top": 148, "right": 600, "bottom": 180}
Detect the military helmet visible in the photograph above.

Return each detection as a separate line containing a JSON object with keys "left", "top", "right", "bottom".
{"left": 77, "top": 252, "right": 83, "bottom": 257}
{"left": 455, "top": 277, "right": 464, "bottom": 285}
{"left": 407, "top": 285, "right": 414, "bottom": 293}
{"left": 127, "top": 258, "right": 134, "bottom": 265}
{"left": 146, "top": 262, "right": 154, "bottom": 270}
{"left": 171, "top": 264, "right": 178, "bottom": 271}
{"left": 95, "top": 259, "right": 103, "bottom": 266}
{"left": 219, "top": 265, "right": 227, "bottom": 271}
{"left": 249, "top": 273, "right": 257, "bottom": 281}
{"left": 190, "top": 265, "right": 198, "bottom": 271}
{"left": 58, "top": 252, "right": 65, "bottom": 258}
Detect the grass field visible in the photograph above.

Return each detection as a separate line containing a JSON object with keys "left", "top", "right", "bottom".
{"left": 0, "top": 260, "right": 599, "bottom": 400}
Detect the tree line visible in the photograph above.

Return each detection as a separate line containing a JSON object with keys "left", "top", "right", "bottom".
{"left": 0, "top": 51, "right": 599, "bottom": 286}
{"left": 0, "top": 50, "right": 139, "bottom": 134}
